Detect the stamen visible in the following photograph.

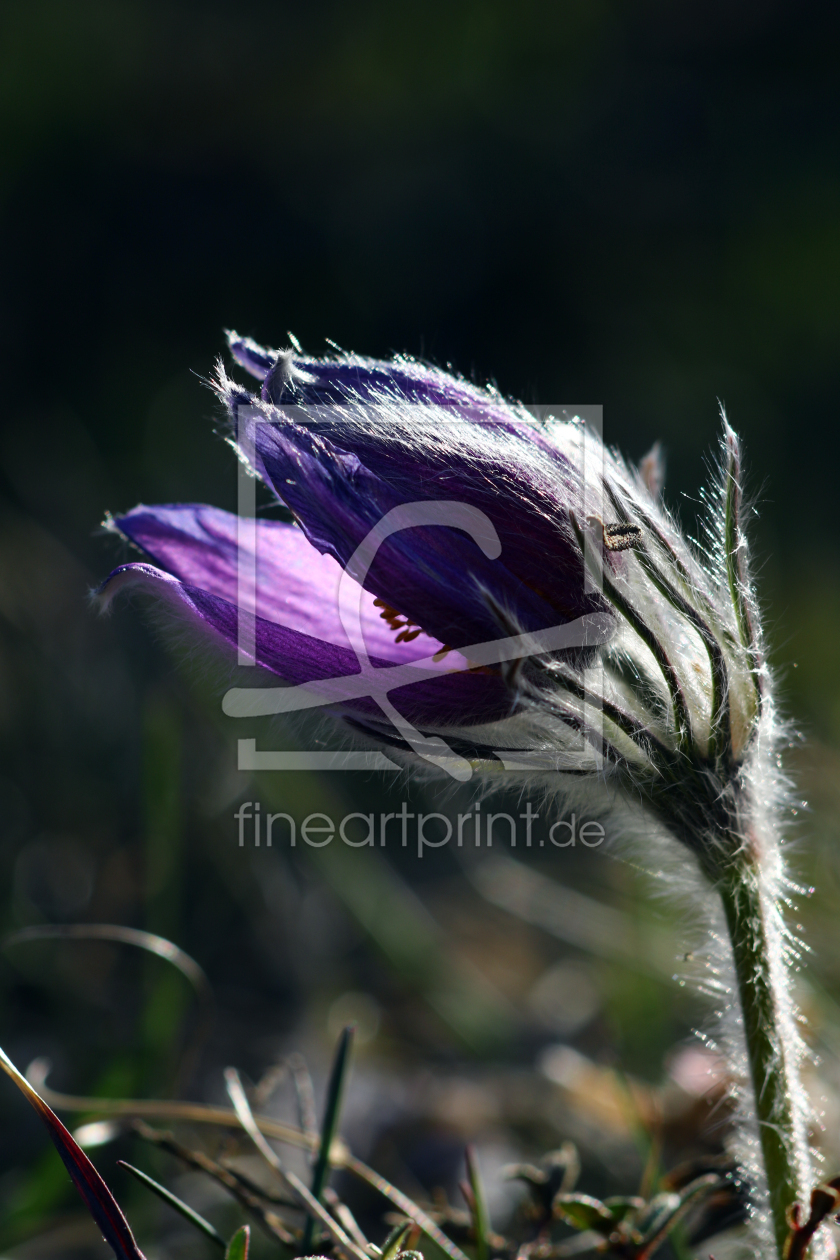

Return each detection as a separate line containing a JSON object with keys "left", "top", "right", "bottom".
{"left": 372, "top": 596, "right": 431, "bottom": 646}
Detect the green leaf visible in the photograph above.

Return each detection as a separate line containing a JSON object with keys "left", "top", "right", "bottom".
{"left": 603, "top": 1196, "right": 646, "bottom": 1224}
{"left": 553, "top": 1193, "right": 615, "bottom": 1233}
{"left": 638, "top": 1192, "right": 682, "bottom": 1237}
{"left": 302, "top": 1024, "right": 354, "bottom": 1254}
{"left": 637, "top": 1176, "right": 720, "bottom": 1259}
{"left": 464, "top": 1146, "right": 491, "bottom": 1260}
{"left": 225, "top": 1224, "right": 250, "bottom": 1260}
{"left": 119, "top": 1161, "right": 226, "bottom": 1249}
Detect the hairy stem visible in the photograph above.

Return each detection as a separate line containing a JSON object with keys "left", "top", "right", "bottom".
{"left": 718, "top": 861, "right": 810, "bottom": 1258}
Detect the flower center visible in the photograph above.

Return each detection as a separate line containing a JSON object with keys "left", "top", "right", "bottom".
{"left": 372, "top": 598, "right": 425, "bottom": 644}
{"left": 372, "top": 598, "right": 454, "bottom": 660}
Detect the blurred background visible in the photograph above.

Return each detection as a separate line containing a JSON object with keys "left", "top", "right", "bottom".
{"left": 1, "top": 1, "right": 839, "bottom": 1255}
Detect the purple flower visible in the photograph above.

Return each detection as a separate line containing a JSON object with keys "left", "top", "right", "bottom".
{"left": 98, "top": 334, "right": 611, "bottom": 744}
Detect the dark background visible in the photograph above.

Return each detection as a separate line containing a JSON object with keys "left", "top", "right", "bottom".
{"left": 1, "top": 2, "right": 840, "bottom": 1256}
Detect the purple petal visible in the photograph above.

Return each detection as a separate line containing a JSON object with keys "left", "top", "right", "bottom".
{"left": 98, "top": 563, "right": 512, "bottom": 726}
{"left": 262, "top": 347, "right": 514, "bottom": 423}
{"left": 227, "top": 330, "right": 277, "bottom": 380}
{"left": 110, "top": 503, "right": 452, "bottom": 664}
{"left": 294, "top": 422, "right": 589, "bottom": 621}
{"left": 220, "top": 342, "right": 603, "bottom": 626}
{"left": 241, "top": 417, "right": 569, "bottom": 648}
{"left": 226, "top": 331, "right": 564, "bottom": 453}
{"left": 228, "top": 330, "right": 514, "bottom": 422}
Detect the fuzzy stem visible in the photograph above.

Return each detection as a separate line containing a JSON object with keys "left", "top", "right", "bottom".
{"left": 718, "top": 861, "right": 809, "bottom": 1258}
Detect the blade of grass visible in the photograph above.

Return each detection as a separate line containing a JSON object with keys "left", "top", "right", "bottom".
{"left": 132, "top": 1121, "right": 296, "bottom": 1246}
{"left": 464, "top": 1146, "right": 490, "bottom": 1260}
{"left": 252, "top": 1060, "right": 289, "bottom": 1111}
{"left": 2, "top": 925, "right": 210, "bottom": 1002}
{"left": 302, "top": 1025, "right": 354, "bottom": 1253}
{"left": 27, "top": 1058, "right": 346, "bottom": 1159}
{"left": 288, "top": 1053, "right": 319, "bottom": 1146}
{"left": 224, "top": 1066, "right": 368, "bottom": 1260}
{"left": 218, "top": 1160, "right": 298, "bottom": 1208}
{"left": 379, "top": 1221, "right": 412, "bottom": 1260}
{"left": 343, "top": 1153, "right": 470, "bottom": 1260}
{"left": 29, "top": 1060, "right": 469, "bottom": 1260}
{"left": 0, "top": 1043, "right": 146, "bottom": 1260}
{"left": 323, "top": 1186, "right": 370, "bottom": 1249}
{"left": 225, "top": 1224, "right": 250, "bottom": 1260}
{"left": 118, "top": 1160, "right": 226, "bottom": 1249}
{"left": 4, "top": 925, "right": 215, "bottom": 1091}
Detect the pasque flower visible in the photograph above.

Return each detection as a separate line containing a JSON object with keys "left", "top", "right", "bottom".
{"left": 99, "top": 332, "right": 617, "bottom": 749}
{"left": 99, "top": 333, "right": 824, "bottom": 1258}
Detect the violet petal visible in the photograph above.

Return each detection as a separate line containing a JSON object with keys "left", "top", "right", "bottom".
{"left": 98, "top": 563, "right": 511, "bottom": 727}
{"left": 243, "top": 416, "right": 567, "bottom": 647}
{"left": 220, "top": 342, "right": 600, "bottom": 623}
{"left": 227, "top": 332, "right": 565, "bottom": 454}
{"left": 111, "top": 503, "right": 454, "bottom": 664}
